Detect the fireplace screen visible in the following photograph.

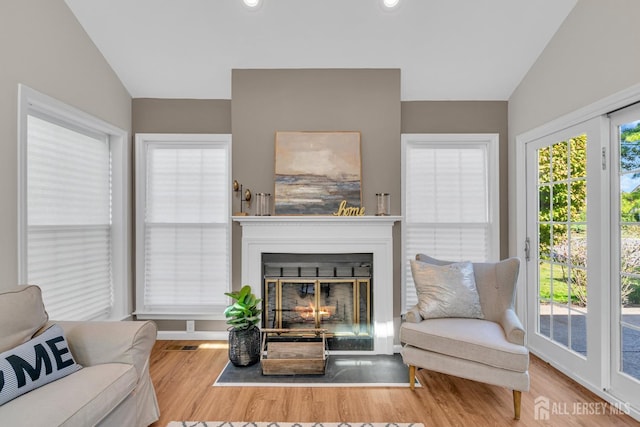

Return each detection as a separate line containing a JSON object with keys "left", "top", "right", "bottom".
{"left": 262, "top": 253, "right": 373, "bottom": 351}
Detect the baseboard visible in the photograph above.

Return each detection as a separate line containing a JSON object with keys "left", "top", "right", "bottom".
{"left": 157, "top": 330, "right": 229, "bottom": 340}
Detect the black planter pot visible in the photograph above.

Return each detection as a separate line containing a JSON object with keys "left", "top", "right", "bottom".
{"left": 228, "top": 325, "right": 261, "bottom": 367}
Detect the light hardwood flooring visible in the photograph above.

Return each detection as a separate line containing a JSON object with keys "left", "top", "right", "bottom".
{"left": 149, "top": 340, "right": 639, "bottom": 427}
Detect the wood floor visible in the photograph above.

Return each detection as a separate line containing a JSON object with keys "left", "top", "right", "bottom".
{"left": 149, "top": 340, "right": 639, "bottom": 427}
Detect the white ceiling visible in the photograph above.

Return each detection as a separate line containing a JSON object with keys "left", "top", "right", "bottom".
{"left": 64, "top": 0, "right": 577, "bottom": 101}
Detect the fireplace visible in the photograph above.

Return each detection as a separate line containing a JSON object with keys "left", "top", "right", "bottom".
{"left": 262, "top": 253, "right": 373, "bottom": 351}
{"left": 234, "top": 215, "right": 400, "bottom": 354}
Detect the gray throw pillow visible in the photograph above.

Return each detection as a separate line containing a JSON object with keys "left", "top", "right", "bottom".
{"left": 410, "top": 259, "right": 484, "bottom": 320}
{"left": 0, "top": 323, "right": 82, "bottom": 406}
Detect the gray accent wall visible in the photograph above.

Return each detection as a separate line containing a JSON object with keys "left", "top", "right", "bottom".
{"left": 0, "top": 0, "right": 131, "bottom": 291}
{"left": 230, "top": 68, "right": 402, "bottom": 316}
{"left": 231, "top": 69, "right": 402, "bottom": 216}
{"left": 131, "top": 71, "right": 509, "bottom": 332}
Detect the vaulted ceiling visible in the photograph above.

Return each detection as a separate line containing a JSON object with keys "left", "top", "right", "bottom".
{"left": 64, "top": 0, "right": 577, "bottom": 100}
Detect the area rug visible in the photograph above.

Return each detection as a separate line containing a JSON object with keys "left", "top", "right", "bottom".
{"left": 213, "top": 354, "right": 420, "bottom": 387}
{"left": 167, "top": 423, "right": 424, "bottom": 427}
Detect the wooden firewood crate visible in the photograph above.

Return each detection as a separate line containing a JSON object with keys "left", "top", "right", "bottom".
{"left": 260, "top": 328, "right": 327, "bottom": 375}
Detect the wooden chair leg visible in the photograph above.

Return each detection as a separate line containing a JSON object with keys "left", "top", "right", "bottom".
{"left": 513, "top": 390, "right": 522, "bottom": 420}
{"left": 409, "top": 365, "right": 416, "bottom": 390}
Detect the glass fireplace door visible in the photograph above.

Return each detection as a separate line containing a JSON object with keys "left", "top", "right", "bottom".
{"left": 263, "top": 278, "right": 371, "bottom": 337}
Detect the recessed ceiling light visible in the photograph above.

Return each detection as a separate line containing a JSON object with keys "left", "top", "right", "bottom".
{"left": 383, "top": 0, "right": 400, "bottom": 8}
{"left": 243, "top": 0, "right": 261, "bottom": 8}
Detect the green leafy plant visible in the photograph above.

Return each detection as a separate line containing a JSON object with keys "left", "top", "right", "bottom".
{"left": 224, "top": 285, "right": 262, "bottom": 330}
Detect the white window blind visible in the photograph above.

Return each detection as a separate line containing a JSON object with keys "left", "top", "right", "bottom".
{"left": 402, "top": 134, "right": 499, "bottom": 312}
{"left": 135, "top": 135, "right": 231, "bottom": 317}
{"left": 26, "top": 114, "right": 113, "bottom": 320}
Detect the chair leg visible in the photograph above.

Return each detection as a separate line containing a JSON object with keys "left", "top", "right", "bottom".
{"left": 409, "top": 365, "right": 416, "bottom": 390}
{"left": 513, "top": 390, "right": 522, "bottom": 420}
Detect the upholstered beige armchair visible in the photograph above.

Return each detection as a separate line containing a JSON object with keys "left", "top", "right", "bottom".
{"left": 400, "top": 254, "right": 529, "bottom": 420}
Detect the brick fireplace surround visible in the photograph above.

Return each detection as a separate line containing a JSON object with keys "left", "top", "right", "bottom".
{"left": 234, "top": 216, "right": 401, "bottom": 354}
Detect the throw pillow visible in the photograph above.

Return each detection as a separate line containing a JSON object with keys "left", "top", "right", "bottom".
{"left": 0, "top": 323, "right": 82, "bottom": 406}
{"left": 410, "top": 259, "right": 484, "bottom": 320}
{"left": 0, "top": 285, "right": 49, "bottom": 353}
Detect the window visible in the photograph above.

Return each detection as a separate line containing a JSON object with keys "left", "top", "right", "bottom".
{"left": 134, "top": 134, "right": 231, "bottom": 318}
{"left": 401, "top": 134, "right": 500, "bottom": 311}
{"left": 18, "top": 85, "right": 128, "bottom": 320}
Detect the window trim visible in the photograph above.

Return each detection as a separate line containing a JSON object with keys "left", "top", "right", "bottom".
{"left": 401, "top": 133, "right": 500, "bottom": 313}
{"left": 17, "top": 84, "right": 129, "bottom": 320}
{"left": 134, "top": 133, "right": 232, "bottom": 320}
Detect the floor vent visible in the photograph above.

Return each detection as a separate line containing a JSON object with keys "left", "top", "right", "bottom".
{"left": 165, "top": 344, "right": 200, "bottom": 351}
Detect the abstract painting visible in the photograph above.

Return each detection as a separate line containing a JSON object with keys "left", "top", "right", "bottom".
{"left": 274, "top": 131, "right": 362, "bottom": 215}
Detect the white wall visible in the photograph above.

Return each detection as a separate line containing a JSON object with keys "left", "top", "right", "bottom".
{"left": 508, "top": 0, "right": 640, "bottom": 254}
{"left": 0, "top": 0, "right": 131, "bottom": 290}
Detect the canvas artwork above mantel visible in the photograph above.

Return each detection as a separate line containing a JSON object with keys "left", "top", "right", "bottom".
{"left": 274, "top": 131, "right": 362, "bottom": 215}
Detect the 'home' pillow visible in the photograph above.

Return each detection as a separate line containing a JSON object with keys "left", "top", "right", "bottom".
{"left": 410, "top": 259, "right": 484, "bottom": 320}
{"left": 0, "top": 323, "right": 82, "bottom": 406}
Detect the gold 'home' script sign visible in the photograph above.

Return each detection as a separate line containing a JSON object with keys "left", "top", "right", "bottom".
{"left": 332, "top": 200, "right": 365, "bottom": 216}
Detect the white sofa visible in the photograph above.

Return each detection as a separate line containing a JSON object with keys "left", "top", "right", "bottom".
{"left": 0, "top": 285, "right": 160, "bottom": 426}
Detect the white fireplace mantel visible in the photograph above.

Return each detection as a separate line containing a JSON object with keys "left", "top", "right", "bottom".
{"left": 233, "top": 215, "right": 401, "bottom": 354}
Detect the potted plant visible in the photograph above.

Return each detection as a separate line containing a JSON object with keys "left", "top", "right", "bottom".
{"left": 224, "top": 285, "right": 262, "bottom": 367}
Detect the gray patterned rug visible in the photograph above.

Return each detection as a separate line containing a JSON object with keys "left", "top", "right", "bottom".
{"left": 213, "top": 354, "right": 419, "bottom": 387}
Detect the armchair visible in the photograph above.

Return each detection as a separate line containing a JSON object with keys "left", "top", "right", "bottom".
{"left": 400, "top": 255, "right": 529, "bottom": 420}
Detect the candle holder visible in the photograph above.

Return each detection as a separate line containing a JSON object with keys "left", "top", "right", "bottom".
{"left": 376, "top": 193, "right": 390, "bottom": 216}
{"left": 256, "top": 193, "right": 272, "bottom": 216}
{"left": 233, "top": 180, "right": 252, "bottom": 216}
